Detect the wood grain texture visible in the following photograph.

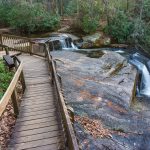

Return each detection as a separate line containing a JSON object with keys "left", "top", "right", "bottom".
{"left": 8, "top": 54, "right": 65, "bottom": 150}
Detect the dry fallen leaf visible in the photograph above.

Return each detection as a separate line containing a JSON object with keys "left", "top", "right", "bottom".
{"left": 75, "top": 116, "right": 111, "bottom": 138}
{"left": 0, "top": 81, "right": 23, "bottom": 150}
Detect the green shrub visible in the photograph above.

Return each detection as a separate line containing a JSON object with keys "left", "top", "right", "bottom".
{"left": 104, "top": 11, "right": 134, "bottom": 43}
{"left": 137, "top": 23, "right": 150, "bottom": 50}
{"left": 0, "top": 1, "right": 60, "bottom": 33}
{"left": 0, "top": 1, "right": 14, "bottom": 26}
{"left": 65, "top": 0, "right": 77, "bottom": 15}
{"left": 143, "top": 0, "right": 150, "bottom": 21}
{"left": 81, "top": 15, "right": 100, "bottom": 33}
{"left": 65, "top": 0, "right": 101, "bottom": 34}
{"left": 8, "top": 2, "right": 60, "bottom": 33}
{"left": 78, "top": 0, "right": 101, "bottom": 34}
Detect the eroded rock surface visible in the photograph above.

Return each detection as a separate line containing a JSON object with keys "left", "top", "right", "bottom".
{"left": 52, "top": 51, "right": 150, "bottom": 150}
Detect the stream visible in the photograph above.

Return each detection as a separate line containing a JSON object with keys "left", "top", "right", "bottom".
{"left": 36, "top": 33, "right": 150, "bottom": 98}
{"left": 43, "top": 34, "right": 150, "bottom": 98}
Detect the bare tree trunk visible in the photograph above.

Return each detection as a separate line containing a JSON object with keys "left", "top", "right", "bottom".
{"left": 47, "top": 0, "right": 51, "bottom": 12}
{"left": 55, "top": 0, "right": 59, "bottom": 13}
{"left": 29, "top": 0, "right": 32, "bottom": 5}
{"left": 139, "top": 0, "right": 144, "bottom": 20}
{"left": 60, "top": 0, "right": 63, "bottom": 16}
{"left": 103, "top": 0, "right": 110, "bottom": 26}
{"left": 77, "top": 0, "right": 79, "bottom": 14}
{"left": 127, "top": 0, "right": 129, "bottom": 11}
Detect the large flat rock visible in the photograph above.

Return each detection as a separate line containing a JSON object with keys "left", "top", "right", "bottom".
{"left": 52, "top": 51, "right": 150, "bottom": 150}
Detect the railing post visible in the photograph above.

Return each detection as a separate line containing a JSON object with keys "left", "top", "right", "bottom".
{"left": 29, "top": 41, "right": 33, "bottom": 55}
{"left": 5, "top": 47, "right": 9, "bottom": 55}
{"left": 11, "top": 88, "right": 19, "bottom": 116}
{"left": 43, "top": 44, "right": 47, "bottom": 58}
{"left": 0, "top": 34, "right": 4, "bottom": 52}
{"left": 0, "top": 34, "right": 3, "bottom": 45}
{"left": 20, "top": 70, "right": 26, "bottom": 92}
{"left": 14, "top": 57, "right": 18, "bottom": 70}
{"left": 67, "top": 106, "right": 75, "bottom": 123}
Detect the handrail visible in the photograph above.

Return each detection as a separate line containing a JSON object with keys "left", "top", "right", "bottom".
{"left": 0, "top": 34, "right": 79, "bottom": 149}
{"left": 0, "top": 34, "right": 47, "bottom": 57}
{"left": 44, "top": 44, "right": 79, "bottom": 150}
{"left": 0, "top": 34, "right": 32, "bottom": 54}
{"left": 0, "top": 45, "right": 26, "bottom": 116}
{"left": 0, "top": 63, "right": 26, "bottom": 116}
{"left": 1, "top": 34, "right": 31, "bottom": 40}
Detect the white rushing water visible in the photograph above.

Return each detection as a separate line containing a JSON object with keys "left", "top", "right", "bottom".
{"left": 59, "top": 38, "right": 78, "bottom": 50}
{"left": 114, "top": 50, "right": 125, "bottom": 54}
{"left": 71, "top": 42, "right": 78, "bottom": 50}
{"left": 140, "top": 65, "right": 150, "bottom": 96}
{"left": 129, "top": 59, "right": 150, "bottom": 97}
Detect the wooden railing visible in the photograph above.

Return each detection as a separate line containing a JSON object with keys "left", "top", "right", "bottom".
{"left": 44, "top": 44, "right": 79, "bottom": 150}
{"left": 0, "top": 34, "right": 46, "bottom": 57}
{"left": 0, "top": 34, "right": 79, "bottom": 150}
{"left": 0, "top": 48, "right": 26, "bottom": 116}
{"left": 0, "top": 34, "right": 32, "bottom": 54}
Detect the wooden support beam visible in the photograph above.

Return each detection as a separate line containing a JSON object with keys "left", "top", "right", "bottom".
{"left": 14, "top": 57, "right": 18, "bottom": 70}
{"left": 11, "top": 88, "right": 19, "bottom": 115}
{"left": 20, "top": 70, "right": 26, "bottom": 92}
{"left": 30, "top": 42, "right": 33, "bottom": 55}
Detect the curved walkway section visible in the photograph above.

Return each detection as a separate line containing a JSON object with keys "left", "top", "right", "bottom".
{"left": 8, "top": 54, "right": 65, "bottom": 150}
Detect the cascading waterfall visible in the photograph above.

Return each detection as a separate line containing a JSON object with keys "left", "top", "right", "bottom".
{"left": 140, "top": 65, "right": 150, "bottom": 96}
{"left": 52, "top": 35, "right": 78, "bottom": 50}
{"left": 62, "top": 37, "right": 78, "bottom": 50}
{"left": 129, "top": 55, "right": 150, "bottom": 97}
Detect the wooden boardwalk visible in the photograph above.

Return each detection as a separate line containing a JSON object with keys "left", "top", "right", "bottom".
{"left": 8, "top": 54, "right": 65, "bottom": 150}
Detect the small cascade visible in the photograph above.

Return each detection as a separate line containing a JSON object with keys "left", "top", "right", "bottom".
{"left": 71, "top": 42, "right": 78, "bottom": 50}
{"left": 60, "top": 39, "right": 67, "bottom": 48}
{"left": 48, "top": 34, "right": 78, "bottom": 50}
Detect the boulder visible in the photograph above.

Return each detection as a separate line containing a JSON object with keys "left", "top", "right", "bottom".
{"left": 52, "top": 51, "right": 136, "bottom": 109}
{"left": 83, "top": 33, "right": 102, "bottom": 43}
{"left": 81, "top": 33, "right": 111, "bottom": 48}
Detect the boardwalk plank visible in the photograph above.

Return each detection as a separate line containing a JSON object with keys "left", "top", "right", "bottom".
{"left": 21, "top": 99, "right": 55, "bottom": 107}
{"left": 10, "top": 131, "right": 63, "bottom": 144}
{"left": 12, "top": 126, "right": 61, "bottom": 138}
{"left": 17, "top": 111, "right": 58, "bottom": 122}
{"left": 21, "top": 100, "right": 55, "bottom": 107}
{"left": 22, "top": 93, "right": 54, "bottom": 100}
{"left": 19, "top": 104, "right": 57, "bottom": 113}
{"left": 15, "top": 120, "right": 61, "bottom": 132}
{"left": 9, "top": 136, "right": 64, "bottom": 150}
{"left": 19, "top": 108, "right": 56, "bottom": 117}
{"left": 15, "top": 116, "right": 59, "bottom": 126}
{"left": 23, "top": 91, "right": 54, "bottom": 98}
{"left": 26, "top": 143, "right": 64, "bottom": 150}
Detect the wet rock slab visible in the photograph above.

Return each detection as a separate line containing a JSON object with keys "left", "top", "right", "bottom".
{"left": 52, "top": 51, "right": 150, "bottom": 150}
